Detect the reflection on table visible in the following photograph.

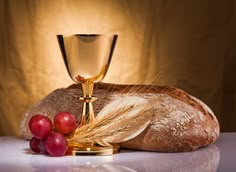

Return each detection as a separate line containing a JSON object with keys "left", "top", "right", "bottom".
{"left": 0, "top": 137, "right": 221, "bottom": 172}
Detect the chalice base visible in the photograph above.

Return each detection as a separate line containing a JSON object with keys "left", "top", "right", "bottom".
{"left": 67, "top": 144, "right": 120, "bottom": 156}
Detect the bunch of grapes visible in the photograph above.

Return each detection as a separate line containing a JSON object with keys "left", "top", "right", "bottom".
{"left": 28, "top": 112, "right": 77, "bottom": 157}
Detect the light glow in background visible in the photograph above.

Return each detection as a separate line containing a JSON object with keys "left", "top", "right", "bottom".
{"left": 1, "top": 0, "right": 236, "bottom": 135}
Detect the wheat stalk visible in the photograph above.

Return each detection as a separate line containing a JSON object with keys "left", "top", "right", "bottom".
{"left": 67, "top": 97, "right": 153, "bottom": 147}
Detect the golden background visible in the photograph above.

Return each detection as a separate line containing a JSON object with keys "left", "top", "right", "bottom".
{"left": 0, "top": 0, "right": 236, "bottom": 135}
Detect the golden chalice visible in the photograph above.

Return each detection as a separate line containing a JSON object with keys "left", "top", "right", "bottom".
{"left": 57, "top": 34, "right": 118, "bottom": 155}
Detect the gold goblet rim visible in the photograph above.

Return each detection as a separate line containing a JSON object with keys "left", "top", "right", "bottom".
{"left": 56, "top": 34, "right": 118, "bottom": 37}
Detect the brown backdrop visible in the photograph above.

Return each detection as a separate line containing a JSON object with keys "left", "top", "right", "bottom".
{"left": 0, "top": 0, "right": 236, "bottom": 135}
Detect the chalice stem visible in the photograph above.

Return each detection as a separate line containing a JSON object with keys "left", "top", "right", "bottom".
{"left": 80, "top": 82, "right": 97, "bottom": 126}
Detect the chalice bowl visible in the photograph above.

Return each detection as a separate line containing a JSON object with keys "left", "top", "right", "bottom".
{"left": 57, "top": 34, "right": 118, "bottom": 155}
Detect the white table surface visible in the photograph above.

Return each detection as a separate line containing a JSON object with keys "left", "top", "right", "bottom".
{"left": 0, "top": 133, "right": 235, "bottom": 172}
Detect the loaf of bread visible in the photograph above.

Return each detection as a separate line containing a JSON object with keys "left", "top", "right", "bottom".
{"left": 19, "top": 83, "right": 220, "bottom": 152}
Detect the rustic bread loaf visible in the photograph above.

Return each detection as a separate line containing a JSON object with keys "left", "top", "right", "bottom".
{"left": 19, "top": 83, "right": 219, "bottom": 152}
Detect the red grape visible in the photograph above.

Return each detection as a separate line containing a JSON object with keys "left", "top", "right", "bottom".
{"left": 30, "top": 137, "right": 47, "bottom": 153}
{"left": 29, "top": 114, "right": 53, "bottom": 139}
{"left": 54, "top": 112, "right": 77, "bottom": 134}
{"left": 45, "top": 132, "right": 68, "bottom": 157}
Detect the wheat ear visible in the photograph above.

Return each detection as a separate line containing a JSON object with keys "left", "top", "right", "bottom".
{"left": 67, "top": 96, "right": 153, "bottom": 147}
